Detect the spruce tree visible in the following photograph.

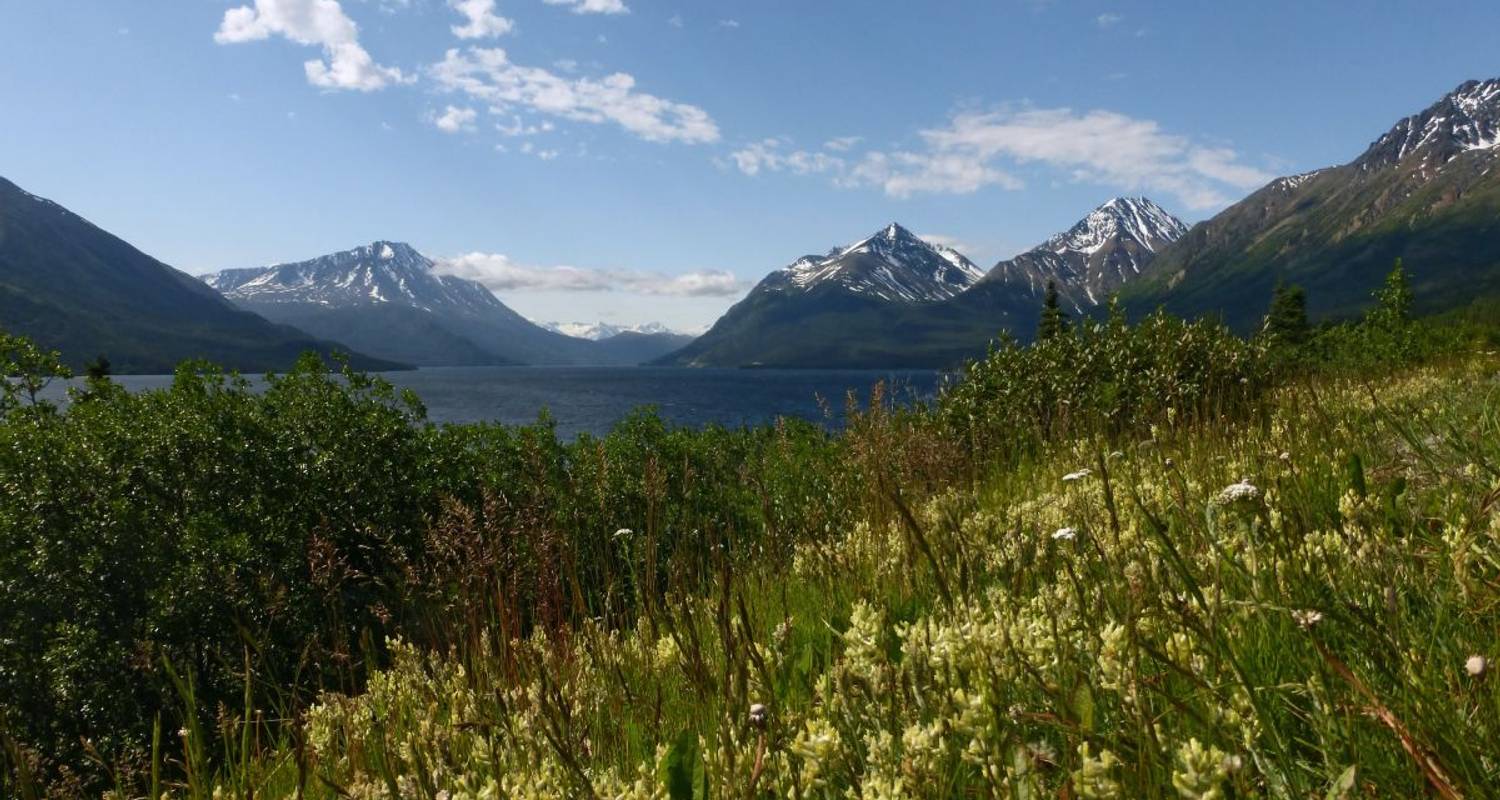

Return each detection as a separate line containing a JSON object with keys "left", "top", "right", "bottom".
{"left": 1037, "top": 280, "right": 1068, "bottom": 341}
{"left": 1263, "top": 280, "right": 1309, "bottom": 347}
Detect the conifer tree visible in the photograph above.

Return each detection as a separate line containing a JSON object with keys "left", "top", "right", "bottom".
{"left": 1037, "top": 280, "right": 1069, "bottom": 341}
{"left": 1263, "top": 280, "right": 1310, "bottom": 348}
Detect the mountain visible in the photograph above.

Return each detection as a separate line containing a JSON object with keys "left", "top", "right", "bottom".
{"left": 757, "top": 222, "right": 984, "bottom": 303}
{"left": 202, "top": 243, "right": 679, "bottom": 366}
{"left": 1124, "top": 78, "right": 1500, "bottom": 330}
{"left": 0, "top": 176, "right": 400, "bottom": 373}
{"left": 656, "top": 223, "right": 985, "bottom": 367}
{"left": 543, "top": 320, "right": 689, "bottom": 341}
{"left": 976, "top": 197, "right": 1186, "bottom": 311}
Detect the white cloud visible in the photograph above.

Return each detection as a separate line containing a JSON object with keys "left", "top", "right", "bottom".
{"left": 432, "top": 104, "right": 478, "bottom": 132}
{"left": 823, "top": 136, "right": 862, "bottom": 152}
{"left": 667, "top": 14, "right": 684, "bottom": 28}
{"left": 731, "top": 106, "right": 1273, "bottom": 209}
{"left": 844, "top": 149, "right": 1022, "bottom": 197}
{"left": 728, "top": 139, "right": 844, "bottom": 177}
{"left": 1095, "top": 13, "right": 1123, "bottom": 28}
{"left": 895, "top": 107, "right": 1276, "bottom": 207}
{"left": 215, "top": 0, "right": 409, "bottom": 91}
{"left": 449, "top": 0, "right": 514, "bottom": 38}
{"left": 435, "top": 253, "right": 744, "bottom": 296}
{"left": 717, "top": 19, "right": 740, "bottom": 28}
{"left": 429, "top": 47, "right": 720, "bottom": 143}
{"left": 543, "top": 0, "right": 629, "bottom": 15}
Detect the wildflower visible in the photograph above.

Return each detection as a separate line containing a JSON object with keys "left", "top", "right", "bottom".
{"left": 1072, "top": 743, "right": 1123, "bottom": 799}
{"left": 748, "top": 703, "right": 769, "bottom": 728}
{"left": 1466, "top": 655, "right": 1488, "bottom": 677}
{"left": 1171, "top": 738, "right": 1230, "bottom": 799}
{"left": 613, "top": 527, "right": 632, "bottom": 540}
{"left": 1216, "top": 480, "right": 1260, "bottom": 506}
{"left": 1052, "top": 526, "right": 1078, "bottom": 541}
{"left": 1291, "top": 609, "right": 1324, "bottom": 630}
{"left": 1062, "top": 468, "right": 1092, "bottom": 483}
{"left": 1278, "top": 451, "right": 1291, "bottom": 462}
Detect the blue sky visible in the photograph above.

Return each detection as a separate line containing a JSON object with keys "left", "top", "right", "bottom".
{"left": 3, "top": 1, "right": 1497, "bottom": 329}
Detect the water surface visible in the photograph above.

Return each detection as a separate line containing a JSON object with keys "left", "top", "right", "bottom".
{"left": 51, "top": 367, "right": 944, "bottom": 439}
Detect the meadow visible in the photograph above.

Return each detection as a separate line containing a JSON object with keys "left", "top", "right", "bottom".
{"left": 2, "top": 269, "right": 1498, "bottom": 798}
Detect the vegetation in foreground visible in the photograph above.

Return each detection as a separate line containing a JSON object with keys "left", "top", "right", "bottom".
{"left": 1, "top": 267, "right": 1498, "bottom": 798}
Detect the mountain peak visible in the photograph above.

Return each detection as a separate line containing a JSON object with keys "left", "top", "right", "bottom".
{"left": 201, "top": 241, "right": 505, "bottom": 314}
{"left": 1357, "top": 77, "right": 1500, "bottom": 169}
{"left": 981, "top": 197, "right": 1186, "bottom": 308}
{"left": 766, "top": 221, "right": 983, "bottom": 303}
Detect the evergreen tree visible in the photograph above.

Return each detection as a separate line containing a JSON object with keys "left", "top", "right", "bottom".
{"left": 1037, "top": 280, "right": 1069, "bottom": 341}
{"left": 1263, "top": 280, "right": 1310, "bottom": 347}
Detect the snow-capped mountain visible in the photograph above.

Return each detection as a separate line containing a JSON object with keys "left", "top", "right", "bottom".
{"left": 543, "top": 320, "right": 688, "bottom": 341}
{"left": 199, "top": 241, "right": 687, "bottom": 366}
{"left": 979, "top": 197, "right": 1187, "bottom": 310}
{"left": 202, "top": 241, "right": 504, "bottom": 316}
{"left": 1355, "top": 78, "right": 1500, "bottom": 170}
{"left": 762, "top": 223, "right": 984, "bottom": 303}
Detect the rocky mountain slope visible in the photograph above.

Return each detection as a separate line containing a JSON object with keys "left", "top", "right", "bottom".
{"left": 1123, "top": 78, "right": 1500, "bottom": 330}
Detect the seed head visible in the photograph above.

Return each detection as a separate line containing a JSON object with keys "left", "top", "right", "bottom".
{"left": 748, "top": 703, "right": 769, "bottom": 729}
{"left": 1466, "top": 655, "right": 1488, "bottom": 677}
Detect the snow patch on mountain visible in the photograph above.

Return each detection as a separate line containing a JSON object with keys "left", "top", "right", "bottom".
{"left": 1358, "top": 79, "right": 1500, "bottom": 169}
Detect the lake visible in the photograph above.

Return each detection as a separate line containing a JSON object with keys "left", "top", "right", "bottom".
{"left": 45, "top": 367, "right": 946, "bottom": 439}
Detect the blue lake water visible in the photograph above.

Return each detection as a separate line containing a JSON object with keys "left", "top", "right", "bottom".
{"left": 49, "top": 367, "right": 946, "bottom": 439}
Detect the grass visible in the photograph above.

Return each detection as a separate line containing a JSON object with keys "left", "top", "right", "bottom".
{"left": 136, "top": 353, "right": 1500, "bottom": 798}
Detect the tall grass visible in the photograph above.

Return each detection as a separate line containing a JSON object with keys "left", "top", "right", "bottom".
{"left": 2, "top": 300, "right": 1497, "bottom": 797}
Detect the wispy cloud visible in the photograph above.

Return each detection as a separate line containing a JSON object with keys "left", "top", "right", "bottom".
{"left": 436, "top": 253, "right": 744, "bottom": 296}
{"left": 430, "top": 47, "right": 720, "bottom": 144}
{"left": 728, "top": 106, "right": 1274, "bottom": 209}
{"left": 431, "top": 104, "right": 478, "bottom": 133}
{"left": 1095, "top": 13, "right": 1123, "bottom": 28}
{"left": 717, "top": 19, "right": 741, "bottom": 28}
{"left": 214, "top": 0, "right": 409, "bottom": 91}
{"left": 544, "top": 0, "right": 630, "bottom": 15}
{"left": 449, "top": 0, "right": 514, "bottom": 39}
{"left": 727, "top": 139, "right": 845, "bottom": 176}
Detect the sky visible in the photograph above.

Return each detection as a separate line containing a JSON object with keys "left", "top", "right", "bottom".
{"left": 2, "top": 1, "right": 1498, "bottom": 331}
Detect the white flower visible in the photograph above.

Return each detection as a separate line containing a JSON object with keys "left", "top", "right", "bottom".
{"left": 1466, "top": 655, "right": 1488, "bottom": 677}
{"left": 1052, "top": 527, "right": 1078, "bottom": 541}
{"left": 1292, "top": 609, "right": 1324, "bottom": 629}
{"left": 1216, "top": 480, "right": 1261, "bottom": 506}
{"left": 749, "top": 702, "right": 769, "bottom": 728}
{"left": 613, "top": 527, "right": 633, "bottom": 540}
{"left": 1062, "top": 469, "right": 1092, "bottom": 483}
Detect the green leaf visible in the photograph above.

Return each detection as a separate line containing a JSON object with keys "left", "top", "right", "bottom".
{"left": 1072, "top": 682, "right": 1096, "bottom": 732}
{"left": 661, "top": 729, "right": 699, "bottom": 800}
{"left": 1346, "top": 452, "right": 1367, "bottom": 498}
{"left": 1325, "top": 764, "right": 1357, "bottom": 800}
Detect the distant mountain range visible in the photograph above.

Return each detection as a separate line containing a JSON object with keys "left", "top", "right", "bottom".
{"left": 542, "top": 320, "right": 694, "bottom": 341}
{"left": 4, "top": 79, "right": 1497, "bottom": 374}
{"left": 658, "top": 201, "right": 1190, "bottom": 367}
{"left": 0, "top": 177, "right": 399, "bottom": 373}
{"left": 660, "top": 78, "right": 1500, "bottom": 367}
{"left": 202, "top": 243, "right": 693, "bottom": 367}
